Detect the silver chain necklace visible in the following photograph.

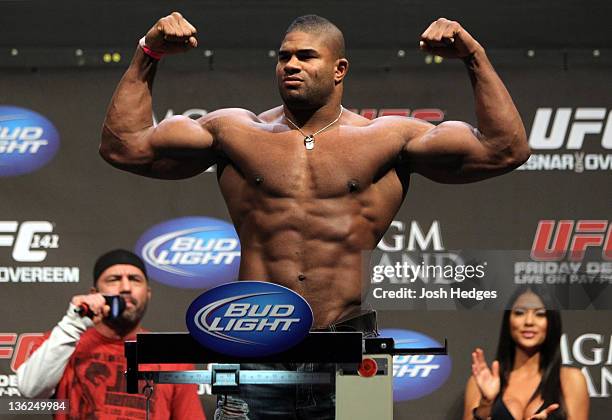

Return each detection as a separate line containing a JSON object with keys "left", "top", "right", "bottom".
{"left": 284, "top": 106, "right": 343, "bottom": 150}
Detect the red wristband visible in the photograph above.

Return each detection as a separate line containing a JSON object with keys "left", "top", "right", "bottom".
{"left": 139, "top": 37, "right": 164, "bottom": 60}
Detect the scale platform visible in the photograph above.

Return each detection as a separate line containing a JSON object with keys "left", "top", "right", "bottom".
{"left": 125, "top": 332, "right": 447, "bottom": 419}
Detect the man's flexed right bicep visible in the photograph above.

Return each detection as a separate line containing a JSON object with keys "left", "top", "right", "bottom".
{"left": 99, "top": 12, "right": 216, "bottom": 179}
{"left": 100, "top": 113, "right": 217, "bottom": 179}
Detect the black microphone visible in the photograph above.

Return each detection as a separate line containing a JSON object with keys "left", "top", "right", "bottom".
{"left": 76, "top": 295, "right": 126, "bottom": 319}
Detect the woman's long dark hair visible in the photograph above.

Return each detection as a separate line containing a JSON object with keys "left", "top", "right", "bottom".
{"left": 495, "top": 284, "right": 565, "bottom": 417}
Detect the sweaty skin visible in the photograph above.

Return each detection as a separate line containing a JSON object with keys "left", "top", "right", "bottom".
{"left": 216, "top": 109, "right": 411, "bottom": 327}
{"left": 100, "top": 13, "right": 530, "bottom": 328}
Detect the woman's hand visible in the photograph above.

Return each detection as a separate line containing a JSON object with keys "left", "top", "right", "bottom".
{"left": 471, "top": 347, "right": 500, "bottom": 403}
{"left": 527, "top": 403, "right": 559, "bottom": 419}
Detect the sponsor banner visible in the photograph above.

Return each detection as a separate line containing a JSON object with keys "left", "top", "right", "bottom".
{"left": 519, "top": 107, "right": 611, "bottom": 172}
{"left": 135, "top": 216, "right": 240, "bottom": 289}
{"left": 561, "top": 332, "right": 612, "bottom": 398}
{"left": 0, "top": 373, "right": 20, "bottom": 397}
{"left": 0, "top": 221, "right": 79, "bottom": 283}
{"left": 186, "top": 281, "right": 313, "bottom": 357}
{"left": 530, "top": 220, "right": 611, "bottom": 262}
{"left": 381, "top": 328, "right": 451, "bottom": 401}
{"left": 512, "top": 220, "right": 612, "bottom": 302}
{"left": 377, "top": 220, "right": 445, "bottom": 253}
{"left": 0, "top": 106, "right": 60, "bottom": 177}
{"left": 0, "top": 332, "right": 43, "bottom": 397}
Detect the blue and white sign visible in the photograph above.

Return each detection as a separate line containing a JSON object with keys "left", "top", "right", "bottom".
{"left": 135, "top": 216, "right": 240, "bottom": 289}
{"left": 381, "top": 328, "right": 452, "bottom": 401}
{"left": 186, "top": 281, "right": 313, "bottom": 357}
{"left": 0, "top": 106, "right": 60, "bottom": 176}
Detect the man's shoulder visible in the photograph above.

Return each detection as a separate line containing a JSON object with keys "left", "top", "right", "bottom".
{"left": 197, "top": 107, "right": 261, "bottom": 127}
{"left": 358, "top": 115, "right": 434, "bottom": 143}
{"left": 335, "top": 111, "right": 432, "bottom": 129}
{"left": 257, "top": 106, "right": 284, "bottom": 123}
{"left": 333, "top": 114, "right": 432, "bottom": 144}
{"left": 368, "top": 115, "right": 432, "bottom": 129}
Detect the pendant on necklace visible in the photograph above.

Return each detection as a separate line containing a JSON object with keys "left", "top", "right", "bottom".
{"left": 304, "top": 135, "right": 315, "bottom": 150}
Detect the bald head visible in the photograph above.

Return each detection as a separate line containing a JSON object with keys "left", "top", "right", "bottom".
{"left": 285, "top": 15, "right": 345, "bottom": 59}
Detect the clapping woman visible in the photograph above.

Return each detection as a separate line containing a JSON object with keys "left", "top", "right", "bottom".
{"left": 463, "top": 286, "right": 589, "bottom": 420}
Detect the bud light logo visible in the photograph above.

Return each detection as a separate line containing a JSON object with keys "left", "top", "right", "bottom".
{"left": 381, "top": 328, "right": 452, "bottom": 401}
{"left": 186, "top": 281, "right": 313, "bottom": 357}
{"left": 135, "top": 217, "right": 240, "bottom": 289}
{"left": 0, "top": 106, "right": 60, "bottom": 176}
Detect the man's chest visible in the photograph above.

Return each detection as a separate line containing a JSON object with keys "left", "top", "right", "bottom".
{"left": 218, "top": 127, "right": 404, "bottom": 198}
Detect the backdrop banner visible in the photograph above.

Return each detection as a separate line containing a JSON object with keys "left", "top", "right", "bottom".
{"left": 1, "top": 55, "right": 610, "bottom": 419}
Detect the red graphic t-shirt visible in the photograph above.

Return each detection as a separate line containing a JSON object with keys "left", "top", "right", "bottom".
{"left": 30, "top": 329, "right": 205, "bottom": 420}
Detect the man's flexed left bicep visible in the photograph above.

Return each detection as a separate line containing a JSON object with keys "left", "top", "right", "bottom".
{"left": 402, "top": 119, "right": 530, "bottom": 184}
{"left": 401, "top": 17, "right": 531, "bottom": 183}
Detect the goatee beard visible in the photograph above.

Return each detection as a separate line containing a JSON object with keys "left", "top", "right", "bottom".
{"left": 103, "top": 301, "right": 147, "bottom": 337}
{"left": 104, "top": 316, "right": 139, "bottom": 337}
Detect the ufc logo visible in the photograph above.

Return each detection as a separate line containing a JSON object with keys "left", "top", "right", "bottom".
{"left": 0, "top": 333, "right": 44, "bottom": 372}
{"left": 531, "top": 220, "right": 612, "bottom": 261}
{"left": 529, "top": 108, "right": 612, "bottom": 150}
{"left": 0, "top": 221, "right": 57, "bottom": 262}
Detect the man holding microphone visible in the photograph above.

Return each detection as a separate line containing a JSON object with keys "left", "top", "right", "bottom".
{"left": 16, "top": 249, "right": 205, "bottom": 419}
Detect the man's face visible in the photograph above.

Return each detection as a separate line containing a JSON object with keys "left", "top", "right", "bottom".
{"left": 93, "top": 264, "right": 150, "bottom": 326}
{"left": 276, "top": 31, "right": 339, "bottom": 108}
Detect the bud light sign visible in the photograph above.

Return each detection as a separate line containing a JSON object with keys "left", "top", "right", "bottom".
{"left": 135, "top": 217, "right": 240, "bottom": 288}
{"left": 381, "top": 328, "right": 452, "bottom": 401}
{"left": 0, "top": 106, "right": 60, "bottom": 176}
{"left": 187, "top": 281, "right": 313, "bottom": 357}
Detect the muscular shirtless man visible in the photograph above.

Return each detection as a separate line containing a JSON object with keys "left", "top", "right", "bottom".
{"left": 100, "top": 13, "right": 529, "bottom": 328}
